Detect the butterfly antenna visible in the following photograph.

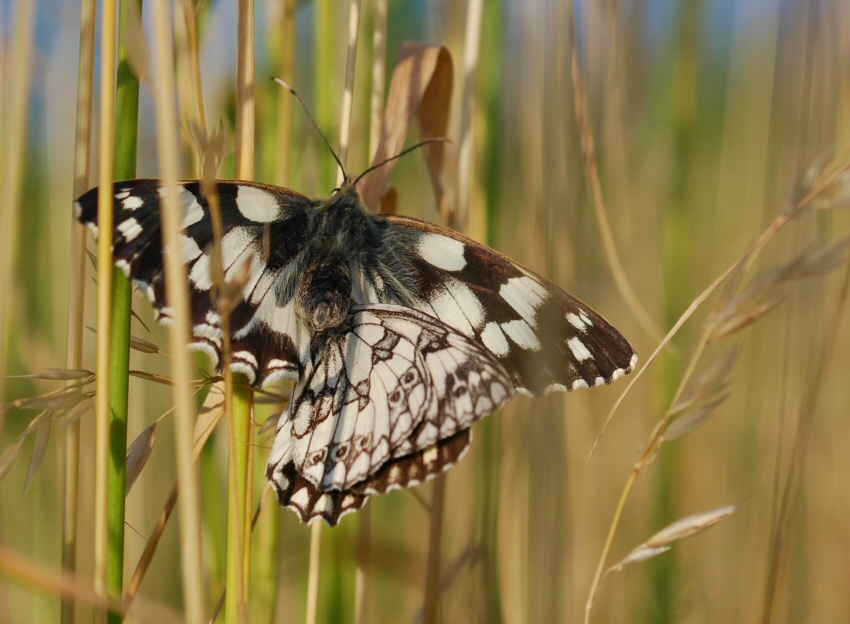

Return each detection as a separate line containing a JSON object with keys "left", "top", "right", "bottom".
{"left": 273, "top": 77, "right": 347, "bottom": 182}
{"left": 352, "top": 138, "right": 450, "bottom": 187}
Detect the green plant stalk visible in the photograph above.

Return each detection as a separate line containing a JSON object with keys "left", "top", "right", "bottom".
{"left": 105, "top": 1, "right": 142, "bottom": 619}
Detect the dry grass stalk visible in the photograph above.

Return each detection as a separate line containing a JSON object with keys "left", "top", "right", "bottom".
{"left": 0, "top": 0, "right": 36, "bottom": 403}
{"left": 149, "top": 1, "right": 207, "bottom": 619}
{"left": 93, "top": 0, "right": 119, "bottom": 612}
{"left": 62, "top": 1, "right": 97, "bottom": 618}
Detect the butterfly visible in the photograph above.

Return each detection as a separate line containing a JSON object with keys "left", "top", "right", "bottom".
{"left": 75, "top": 178, "right": 637, "bottom": 525}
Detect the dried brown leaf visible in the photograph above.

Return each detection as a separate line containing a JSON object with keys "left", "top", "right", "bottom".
{"left": 662, "top": 392, "right": 731, "bottom": 443}
{"left": 126, "top": 423, "right": 158, "bottom": 496}
{"left": 23, "top": 416, "right": 52, "bottom": 493}
{"left": 358, "top": 43, "right": 453, "bottom": 220}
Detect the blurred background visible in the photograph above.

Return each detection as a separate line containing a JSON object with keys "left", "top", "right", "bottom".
{"left": 1, "top": 0, "right": 849, "bottom": 622}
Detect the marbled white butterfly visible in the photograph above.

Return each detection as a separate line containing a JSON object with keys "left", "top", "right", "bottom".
{"left": 75, "top": 178, "right": 637, "bottom": 525}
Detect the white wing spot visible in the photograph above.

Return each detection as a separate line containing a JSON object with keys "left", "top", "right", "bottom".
{"left": 567, "top": 337, "right": 593, "bottom": 361}
{"left": 122, "top": 195, "right": 144, "bottom": 211}
{"left": 190, "top": 253, "right": 212, "bottom": 291}
{"left": 236, "top": 186, "right": 281, "bottom": 222}
{"left": 429, "top": 278, "right": 484, "bottom": 337}
{"left": 567, "top": 312, "right": 587, "bottom": 331}
{"left": 579, "top": 311, "right": 594, "bottom": 326}
{"left": 571, "top": 379, "right": 589, "bottom": 390}
{"left": 417, "top": 233, "right": 466, "bottom": 271}
{"left": 480, "top": 321, "right": 510, "bottom": 357}
{"left": 500, "top": 319, "right": 541, "bottom": 351}
{"left": 182, "top": 235, "right": 202, "bottom": 262}
{"left": 593, "top": 376, "right": 605, "bottom": 386}
{"left": 499, "top": 276, "right": 547, "bottom": 327}
{"left": 117, "top": 218, "right": 143, "bottom": 242}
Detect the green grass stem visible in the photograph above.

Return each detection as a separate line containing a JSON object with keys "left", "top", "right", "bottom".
{"left": 105, "top": 1, "right": 143, "bottom": 618}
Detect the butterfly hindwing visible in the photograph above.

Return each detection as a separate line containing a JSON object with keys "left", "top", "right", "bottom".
{"left": 267, "top": 305, "right": 513, "bottom": 494}
{"left": 267, "top": 429, "right": 471, "bottom": 525}
{"left": 74, "top": 179, "right": 316, "bottom": 386}
{"left": 361, "top": 216, "right": 637, "bottom": 395}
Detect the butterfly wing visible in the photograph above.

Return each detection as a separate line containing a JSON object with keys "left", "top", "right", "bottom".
{"left": 265, "top": 304, "right": 512, "bottom": 523}
{"left": 267, "top": 429, "right": 471, "bottom": 525}
{"left": 75, "top": 180, "right": 316, "bottom": 386}
{"left": 355, "top": 215, "right": 637, "bottom": 395}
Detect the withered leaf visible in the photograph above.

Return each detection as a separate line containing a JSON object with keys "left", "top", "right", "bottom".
{"left": 358, "top": 43, "right": 453, "bottom": 220}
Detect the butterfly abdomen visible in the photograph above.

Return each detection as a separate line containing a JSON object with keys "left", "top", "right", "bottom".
{"left": 297, "top": 255, "right": 352, "bottom": 331}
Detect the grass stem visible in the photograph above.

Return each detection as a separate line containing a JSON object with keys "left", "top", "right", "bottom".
{"left": 93, "top": 0, "right": 119, "bottom": 618}
{"left": 62, "top": 0, "right": 97, "bottom": 620}
{"left": 150, "top": 1, "right": 207, "bottom": 619}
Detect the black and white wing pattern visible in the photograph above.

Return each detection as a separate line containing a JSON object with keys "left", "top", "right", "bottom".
{"left": 266, "top": 305, "right": 512, "bottom": 524}
{"left": 77, "top": 179, "right": 636, "bottom": 527}
{"left": 358, "top": 216, "right": 637, "bottom": 396}
{"left": 74, "top": 180, "right": 315, "bottom": 386}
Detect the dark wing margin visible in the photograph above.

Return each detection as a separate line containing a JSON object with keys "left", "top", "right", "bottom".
{"left": 267, "top": 429, "right": 471, "bottom": 526}
{"left": 74, "top": 179, "right": 315, "bottom": 387}
{"left": 370, "top": 215, "right": 637, "bottom": 396}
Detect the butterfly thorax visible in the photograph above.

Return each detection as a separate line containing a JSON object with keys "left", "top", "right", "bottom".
{"left": 296, "top": 185, "right": 374, "bottom": 332}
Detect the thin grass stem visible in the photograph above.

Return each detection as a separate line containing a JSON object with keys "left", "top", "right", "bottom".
{"left": 93, "top": 0, "right": 119, "bottom": 618}
{"left": 0, "top": 0, "right": 36, "bottom": 403}
{"left": 150, "top": 1, "right": 207, "bottom": 620}
{"left": 105, "top": 2, "right": 145, "bottom": 616}
{"left": 354, "top": 4, "right": 387, "bottom": 620}
{"left": 61, "top": 0, "right": 97, "bottom": 621}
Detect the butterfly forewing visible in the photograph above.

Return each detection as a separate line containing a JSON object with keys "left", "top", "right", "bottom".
{"left": 363, "top": 215, "right": 637, "bottom": 395}
{"left": 75, "top": 179, "right": 316, "bottom": 386}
